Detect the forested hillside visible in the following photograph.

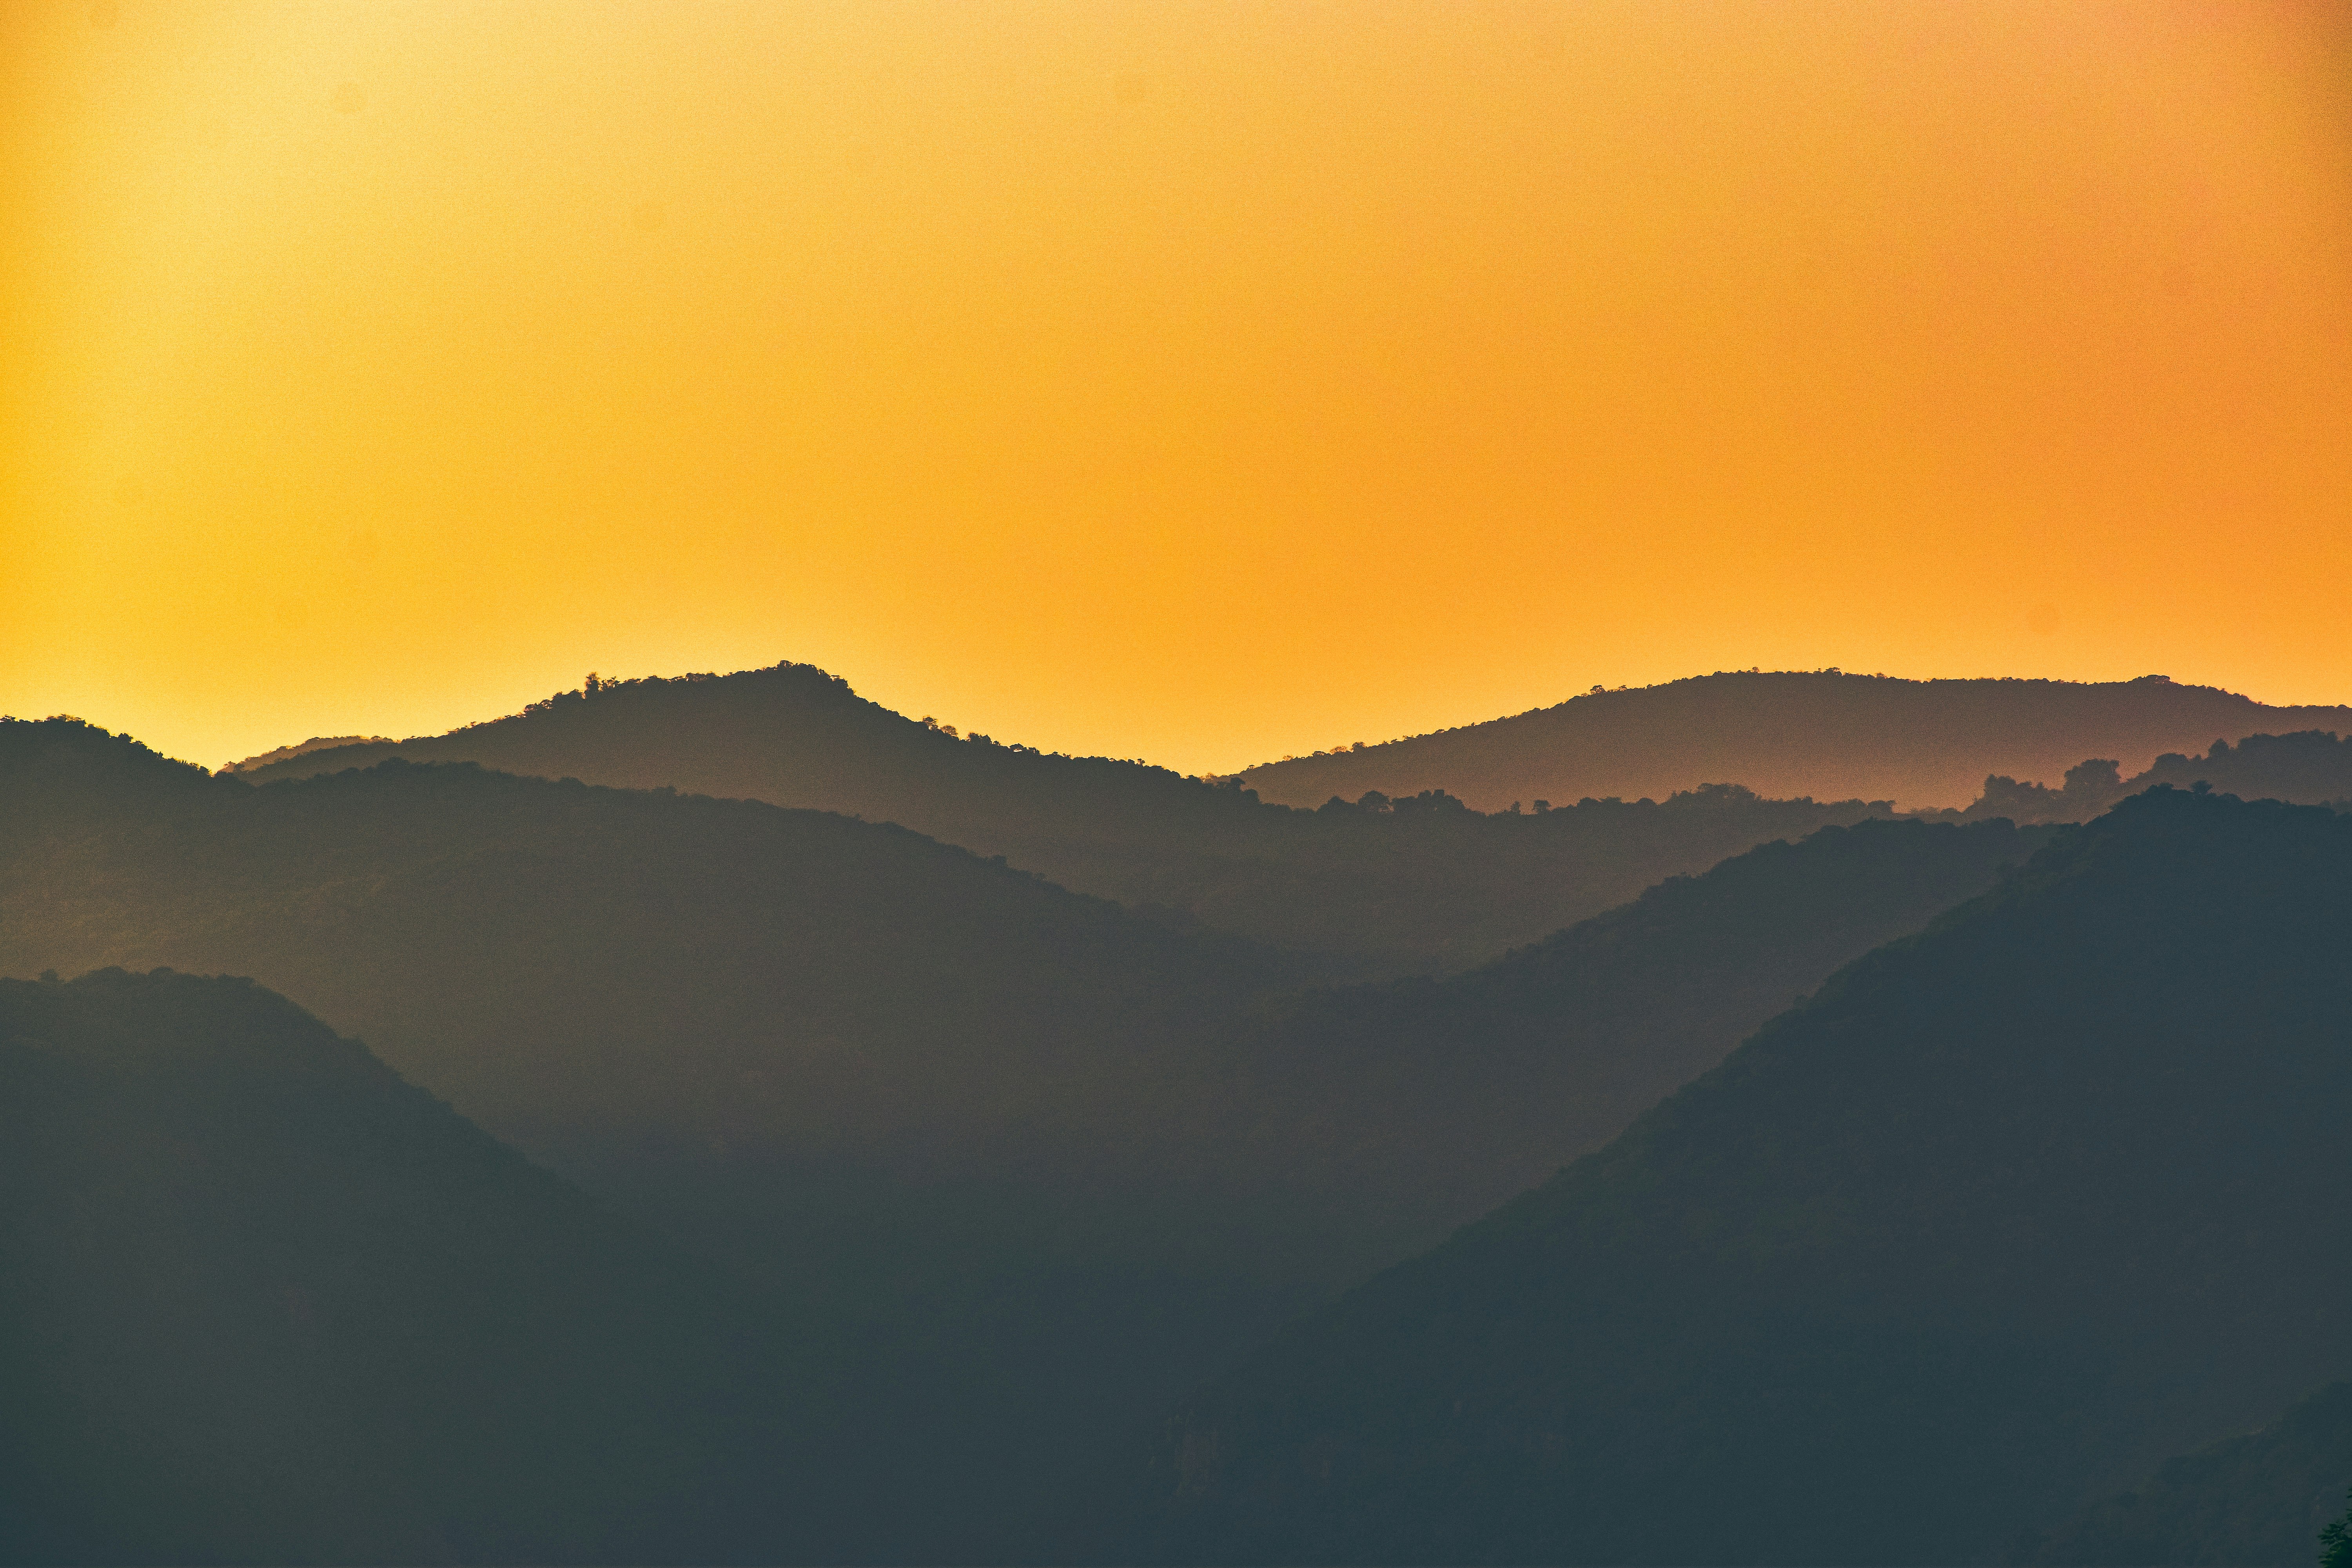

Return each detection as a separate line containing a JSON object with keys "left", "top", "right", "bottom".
{"left": 1099, "top": 789, "right": 2352, "bottom": 1566}
{"left": 230, "top": 662, "right": 1893, "bottom": 972}
{"left": 1233, "top": 670, "right": 2352, "bottom": 812}
{"left": 0, "top": 970, "right": 793, "bottom": 1567}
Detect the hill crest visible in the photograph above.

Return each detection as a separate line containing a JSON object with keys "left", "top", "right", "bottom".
{"left": 1234, "top": 670, "right": 2352, "bottom": 811}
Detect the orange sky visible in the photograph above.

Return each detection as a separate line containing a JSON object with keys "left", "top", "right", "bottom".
{"left": 4, "top": 1, "right": 2348, "bottom": 774}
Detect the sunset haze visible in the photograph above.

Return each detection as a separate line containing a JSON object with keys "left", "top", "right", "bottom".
{"left": 5, "top": 0, "right": 2348, "bottom": 772}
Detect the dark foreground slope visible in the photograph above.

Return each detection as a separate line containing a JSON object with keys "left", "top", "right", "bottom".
{"left": 0, "top": 970, "right": 789, "bottom": 1567}
{"left": 2018, "top": 1383, "right": 2352, "bottom": 1567}
{"left": 231, "top": 663, "right": 1891, "bottom": 971}
{"left": 1185, "top": 817, "right": 2054, "bottom": 1253}
{"left": 1101, "top": 790, "right": 2352, "bottom": 1566}
{"left": 1235, "top": 671, "right": 2352, "bottom": 813}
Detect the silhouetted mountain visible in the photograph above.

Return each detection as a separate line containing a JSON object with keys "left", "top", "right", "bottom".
{"left": 1171, "top": 816, "right": 2055, "bottom": 1262}
{"left": 1233, "top": 670, "right": 2352, "bottom": 812}
{"left": 0, "top": 968, "right": 791, "bottom": 1567}
{"left": 229, "top": 663, "right": 1895, "bottom": 972}
{"left": 2014, "top": 1383, "right": 2352, "bottom": 1567}
{"left": 1099, "top": 789, "right": 2352, "bottom": 1566}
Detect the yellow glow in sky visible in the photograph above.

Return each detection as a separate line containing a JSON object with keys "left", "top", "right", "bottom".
{"left": 4, "top": 1, "right": 2348, "bottom": 772}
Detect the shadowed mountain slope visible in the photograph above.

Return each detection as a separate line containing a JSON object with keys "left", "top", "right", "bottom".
{"left": 2015, "top": 1383, "right": 2352, "bottom": 1567}
{"left": 1234, "top": 670, "right": 2352, "bottom": 812}
{"left": 0, "top": 969, "right": 796, "bottom": 1568}
{"left": 1098, "top": 789, "right": 2352, "bottom": 1567}
{"left": 1176, "top": 816, "right": 2055, "bottom": 1258}
{"left": 228, "top": 662, "right": 1892, "bottom": 972}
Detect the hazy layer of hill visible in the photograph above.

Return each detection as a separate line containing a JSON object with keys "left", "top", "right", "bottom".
{"left": 1, "top": 717, "right": 1299, "bottom": 1175}
{"left": 1233, "top": 670, "right": 2352, "bottom": 812}
{"left": 0, "top": 719, "right": 2039, "bottom": 1280}
{"left": 2015, "top": 1383, "right": 2352, "bottom": 1567}
{"left": 229, "top": 662, "right": 1894, "bottom": 972}
{"left": 0, "top": 969, "right": 792, "bottom": 1567}
{"left": 1948, "top": 730, "right": 2352, "bottom": 826}
{"left": 1173, "top": 816, "right": 2054, "bottom": 1256}
{"left": 1097, "top": 789, "right": 2352, "bottom": 1566}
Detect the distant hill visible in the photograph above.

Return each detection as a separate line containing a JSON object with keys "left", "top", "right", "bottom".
{"left": 2016, "top": 1383, "right": 2352, "bottom": 1567}
{"left": 1097, "top": 789, "right": 2352, "bottom": 1566}
{"left": 1948, "top": 730, "right": 2352, "bottom": 827}
{"left": 227, "top": 662, "right": 1895, "bottom": 972}
{"left": 0, "top": 968, "right": 791, "bottom": 1566}
{"left": 1232, "top": 671, "right": 2352, "bottom": 811}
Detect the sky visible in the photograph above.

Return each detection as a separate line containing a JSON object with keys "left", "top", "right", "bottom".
{"left": 4, "top": 1, "right": 2348, "bottom": 774}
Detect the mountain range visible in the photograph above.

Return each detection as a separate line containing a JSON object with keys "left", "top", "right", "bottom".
{"left": 11, "top": 678, "right": 2352, "bottom": 1563}
{"left": 225, "top": 663, "right": 1900, "bottom": 973}
{"left": 0, "top": 716, "right": 2049, "bottom": 1559}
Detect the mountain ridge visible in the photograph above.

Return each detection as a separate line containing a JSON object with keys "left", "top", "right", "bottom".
{"left": 216, "top": 666, "right": 1899, "bottom": 972}
{"left": 1234, "top": 670, "right": 2352, "bottom": 811}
